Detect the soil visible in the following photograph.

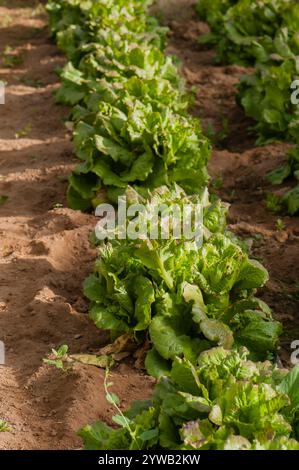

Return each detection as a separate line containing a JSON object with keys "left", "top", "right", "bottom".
{"left": 0, "top": 0, "right": 298, "bottom": 450}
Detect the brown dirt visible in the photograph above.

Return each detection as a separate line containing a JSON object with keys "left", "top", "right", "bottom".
{"left": 0, "top": 0, "right": 298, "bottom": 451}
{"left": 0, "top": 0, "right": 153, "bottom": 450}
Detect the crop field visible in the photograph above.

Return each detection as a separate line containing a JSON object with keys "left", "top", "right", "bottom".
{"left": 0, "top": 0, "right": 299, "bottom": 454}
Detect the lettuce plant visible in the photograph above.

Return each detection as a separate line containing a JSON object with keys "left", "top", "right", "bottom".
{"left": 197, "top": 0, "right": 299, "bottom": 65}
{"left": 85, "top": 186, "right": 281, "bottom": 368}
{"left": 197, "top": 0, "right": 299, "bottom": 214}
{"left": 79, "top": 348, "right": 299, "bottom": 450}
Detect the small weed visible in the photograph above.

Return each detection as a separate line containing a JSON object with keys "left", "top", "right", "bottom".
{"left": 43, "top": 345, "right": 71, "bottom": 372}
{"left": 20, "top": 76, "right": 44, "bottom": 88}
{"left": 0, "top": 420, "right": 10, "bottom": 432}
{"left": 252, "top": 233, "right": 264, "bottom": 248}
{"left": 31, "top": 3, "right": 46, "bottom": 18}
{"left": 218, "top": 116, "right": 230, "bottom": 142}
{"left": 276, "top": 218, "right": 286, "bottom": 231}
{"left": 2, "top": 46, "right": 23, "bottom": 68}
{"left": 206, "top": 117, "right": 230, "bottom": 145}
{"left": 253, "top": 233, "right": 263, "bottom": 242}
{"left": 103, "top": 366, "right": 140, "bottom": 449}
{"left": 211, "top": 176, "right": 223, "bottom": 190}
{"left": 266, "top": 193, "right": 282, "bottom": 213}
{"left": 0, "top": 195, "right": 8, "bottom": 206}
{"left": 206, "top": 122, "right": 217, "bottom": 142}
{"left": 15, "top": 123, "right": 32, "bottom": 139}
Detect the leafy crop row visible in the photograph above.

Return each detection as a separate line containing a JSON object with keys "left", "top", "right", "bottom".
{"left": 197, "top": 0, "right": 299, "bottom": 66}
{"left": 197, "top": 0, "right": 299, "bottom": 214}
{"left": 47, "top": 0, "right": 299, "bottom": 450}
{"left": 47, "top": 0, "right": 209, "bottom": 210}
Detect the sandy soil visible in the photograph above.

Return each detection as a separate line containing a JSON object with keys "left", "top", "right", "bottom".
{"left": 0, "top": 0, "right": 298, "bottom": 450}
{"left": 0, "top": 0, "right": 153, "bottom": 450}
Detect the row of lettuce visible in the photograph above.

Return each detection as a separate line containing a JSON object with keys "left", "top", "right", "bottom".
{"left": 197, "top": 0, "right": 299, "bottom": 215}
{"left": 47, "top": 0, "right": 299, "bottom": 450}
